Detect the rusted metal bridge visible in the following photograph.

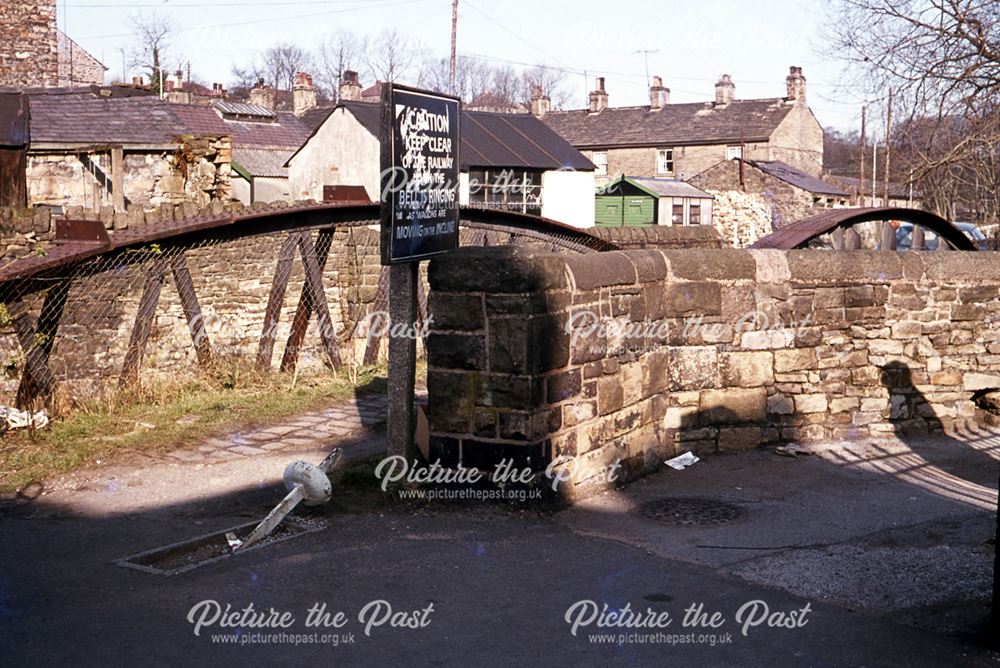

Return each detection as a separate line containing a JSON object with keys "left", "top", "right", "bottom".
{"left": 0, "top": 203, "right": 616, "bottom": 408}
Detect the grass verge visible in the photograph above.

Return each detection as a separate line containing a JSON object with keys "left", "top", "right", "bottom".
{"left": 0, "top": 362, "right": 410, "bottom": 493}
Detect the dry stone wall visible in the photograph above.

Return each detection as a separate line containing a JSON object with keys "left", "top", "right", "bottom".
{"left": 425, "top": 246, "right": 1000, "bottom": 500}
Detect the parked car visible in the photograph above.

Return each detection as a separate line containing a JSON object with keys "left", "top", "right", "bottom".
{"left": 895, "top": 222, "right": 988, "bottom": 250}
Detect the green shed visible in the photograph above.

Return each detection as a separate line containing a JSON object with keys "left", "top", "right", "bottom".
{"left": 595, "top": 176, "right": 714, "bottom": 227}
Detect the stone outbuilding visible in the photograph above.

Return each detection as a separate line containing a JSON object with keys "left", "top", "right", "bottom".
{"left": 540, "top": 67, "right": 824, "bottom": 185}
{"left": 689, "top": 158, "right": 850, "bottom": 247}
{"left": 22, "top": 89, "right": 232, "bottom": 210}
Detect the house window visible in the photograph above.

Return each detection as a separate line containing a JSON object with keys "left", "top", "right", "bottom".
{"left": 656, "top": 149, "right": 674, "bottom": 175}
{"left": 592, "top": 151, "right": 608, "bottom": 176}
{"left": 690, "top": 202, "right": 701, "bottom": 225}
{"left": 672, "top": 203, "right": 684, "bottom": 225}
{"left": 727, "top": 146, "right": 743, "bottom": 161}
{"left": 467, "top": 169, "right": 543, "bottom": 214}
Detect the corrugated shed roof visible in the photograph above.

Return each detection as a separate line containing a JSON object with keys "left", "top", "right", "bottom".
{"left": 625, "top": 176, "right": 713, "bottom": 199}
{"left": 338, "top": 101, "right": 593, "bottom": 171}
{"left": 0, "top": 93, "right": 27, "bottom": 146}
{"left": 212, "top": 101, "right": 275, "bottom": 118}
{"left": 542, "top": 98, "right": 795, "bottom": 148}
{"left": 233, "top": 147, "right": 296, "bottom": 178}
{"left": 750, "top": 160, "right": 848, "bottom": 196}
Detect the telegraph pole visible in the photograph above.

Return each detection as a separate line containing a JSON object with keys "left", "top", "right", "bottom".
{"left": 883, "top": 87, "right": 893, "bottom": 207}
{"left": 859, "top": 105, "right": 867, "bottom": 206}
{"left": 449, "top": 0, "right": 459, "bottom": 94}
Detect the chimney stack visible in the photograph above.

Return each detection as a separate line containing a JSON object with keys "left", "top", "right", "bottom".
{"left": 530, "top": 85, "right": 551, "bottom": 117}
{"left": 649, "top": 75, "right": 670, "bottom": 110}
{"left": 589, "top": 77, "right": 608, "bottom": 113}
{"left": 786, "top": 66, "right": 806, "bottom": 103}
{"left": 293, "top": 71, "right": 317, "bottom": 116}
{"left": 249, "top": 78, "right": 275, "bottom": 110}
{"left": 131, "top": 76, "right": 143, "bottom": 88}
{"left": 211, "top": 83, "right": 225, "bottom": 97}
{"left": 339, "top": 70, "right": 362, "bottom": 102}
{"left": 715, "top": 74, "right": 735, "bottom": 106}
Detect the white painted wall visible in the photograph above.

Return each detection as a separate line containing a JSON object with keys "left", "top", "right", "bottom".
{"left": 287, "top": 108, "right": 381, "bottom": 202}
{"left": 541, "top": 169, "right": 596, "bottom": 228}
{"left": 232, "top": 175, "right": 251, "bottom": 205}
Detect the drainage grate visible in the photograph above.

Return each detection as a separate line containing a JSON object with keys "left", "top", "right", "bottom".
{"left": 638, "top": 497, "right": 743, "bottom": 526}
{"left": 115, "top": 517, "right": 327, "bottom": 576}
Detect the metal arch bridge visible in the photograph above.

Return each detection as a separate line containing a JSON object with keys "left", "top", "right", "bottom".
{"left": 750, "top": 207, "right": 978, "bottom": 251}
{"left": 0, "top": 203, "right": 618, "bottom": 407}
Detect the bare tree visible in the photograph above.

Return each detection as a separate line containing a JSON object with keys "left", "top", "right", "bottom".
{"left": 128, "top": 12, "right": 174, "bottom": 93}
{"left": 418, "top": 55, "right": 493, "bottom": 102}
{"left": 316, "top": 30, "right": 364, "bottom": 100}
{"left": 521, "top": 64, "right": 572, "bottom": 109}
{"left": 825, "top": 0, "right": 1000, "bottom": 223}
{"left": 366, "top": 29, "right": 424, "bottom": 83}
{"left": 261, "top": 42, "right": 313, "bottom": 91}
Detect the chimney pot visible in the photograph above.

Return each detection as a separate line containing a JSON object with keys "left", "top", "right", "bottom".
{"left": 715, "top": 74, "right": 735, "bottom": 106}
{"left": 649, "top": 74, "right": 670, "bottom": 110}
{"left": 293, "top": 71, "right": 317, "bottom": 116}
{"left": 589, "top": 77, "right": 609, "bottom": 113}
{"left": 786, "top": 65, "right": 806, "bottom": 103}
{"left": 530, "top": 85, "right": 551, "bottom": 117}
{"left": 339, "top": 69, "right": 362, "bottom": 102}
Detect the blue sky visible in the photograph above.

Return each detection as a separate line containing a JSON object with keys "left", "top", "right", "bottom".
{"left": 60, "top": 0, "right": 870, "bottom": 132}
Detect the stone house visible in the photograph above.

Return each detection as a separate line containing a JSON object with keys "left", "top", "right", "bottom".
{"left": 24, "top": 90, "right": 231, "bottom": 210}
{"left": 688, "top": 158, "right": 849, "bottom": 247}
{"left": 540, "top": 67, "right": 824, "bottom": 185}
{"left": 57, "top": 31, "right": 107, "bottom": 86}
{"left": 0, "top": 0, "right": 105, "bottom": 87}
{"left": 286, "top": 92, "right": 597, "bottom": 227}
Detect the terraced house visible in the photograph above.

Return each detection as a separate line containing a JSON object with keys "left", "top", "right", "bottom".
{"left": 539, "top": 67, "right": 824, "bottom": 185}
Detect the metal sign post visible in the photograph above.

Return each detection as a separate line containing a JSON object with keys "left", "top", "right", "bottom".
{"left": 380, "top": 83, "right": 461, "bottom": 460}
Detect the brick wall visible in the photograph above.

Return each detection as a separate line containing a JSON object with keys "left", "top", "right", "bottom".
{"left": 0, "top": 1, "right": 58, "bottom": 87}
{"left": 425, "top": 246, "right": 1000, "bottom": 501}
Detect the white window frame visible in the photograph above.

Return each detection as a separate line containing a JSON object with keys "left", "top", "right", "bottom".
{"left": 727, "top": 146, "right": 743, "bottom": 161}
{"left": 656, "top": 148, "right": 674, "bottom": 175}
{"left": 592, "top": 151, "right": 608, "bottom": 176}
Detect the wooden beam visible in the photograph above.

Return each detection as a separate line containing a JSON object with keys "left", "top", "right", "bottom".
{"left": 170, "top": 253, "right": 212, "bottom": 367}
{"left": 119, "top": 256, "right": 167, "bottom": 387}
{"left": 362, "top": 266, "right": 391, "bottom": 366}
{"left": 297, "top": 232, "right": 342, "bottom": 369}
{"left": 111, "top": 146, "right": 125, "bottom": 212}
{"left": 256, "top": 232, "right": 301, "bottom": 371}
{"left": 279, "top": 229, "right": 334, "bottom": 374}
{"left": 8, "top": 279, "right": 70, "bottom": 408}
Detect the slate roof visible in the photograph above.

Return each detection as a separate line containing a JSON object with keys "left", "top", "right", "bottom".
{"left": 542, "top": 98, "right": 795, "bottom": 149}
{"left": 298, "top": 106, "right": 336, "bottom": 132}
{"left": 332, "top": 101, "right": 593, "bottom": 171}
{"left": 233, "top": 147, "right": 296, "bottom": 178}
{"left": 28, "top": 94, "right": 195, "bottom": 146}
{"left": 172, "top": 103, "right": 311, "bottom": 149}
{"left": 749, "top": 160, "right": 848, "bottom": 196}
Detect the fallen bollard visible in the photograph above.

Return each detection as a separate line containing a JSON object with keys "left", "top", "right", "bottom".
{"left": 231, "top": 448, "right": 343, "bottom": 552}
